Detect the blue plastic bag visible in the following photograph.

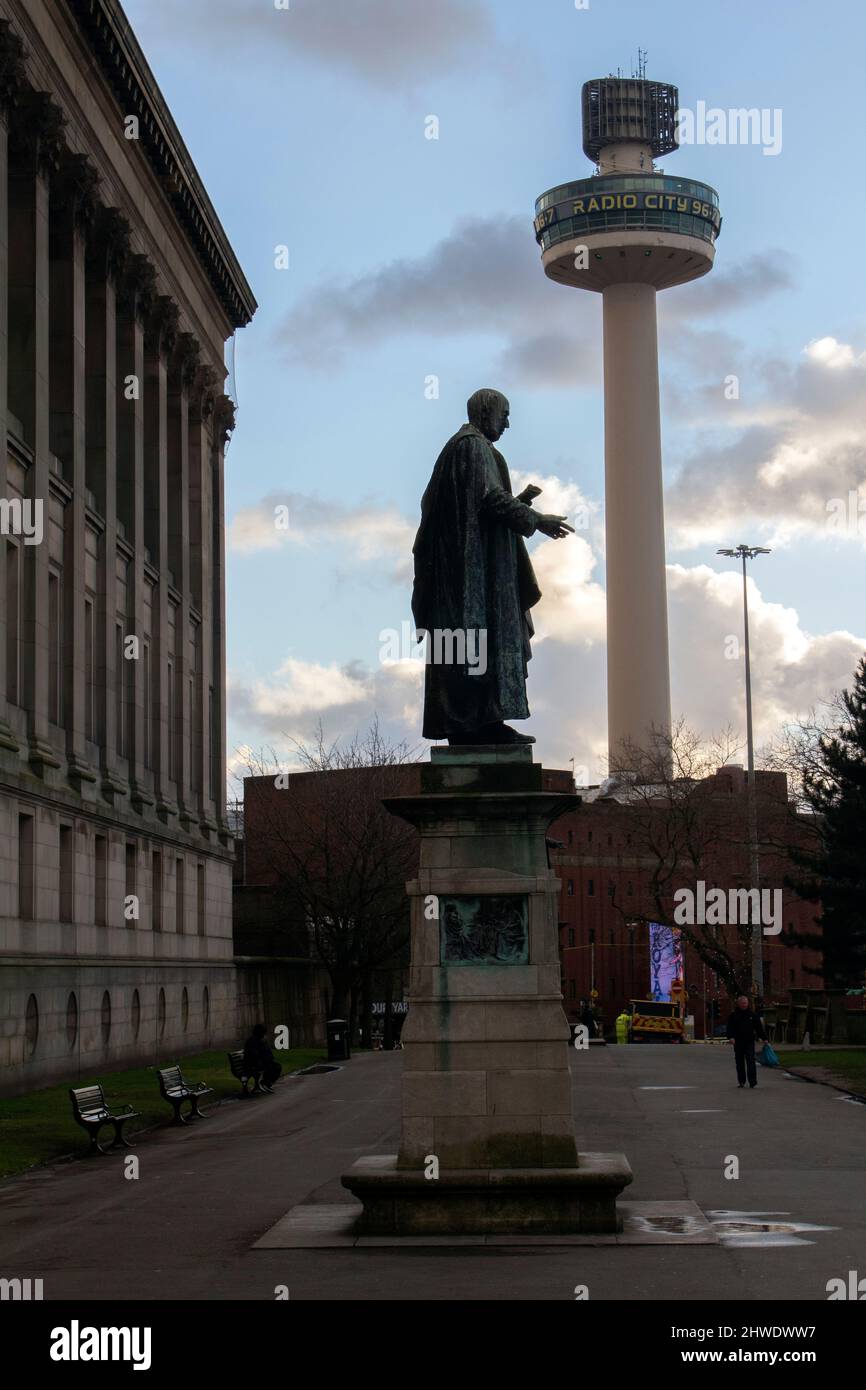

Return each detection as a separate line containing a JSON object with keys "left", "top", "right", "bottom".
{"left": 759, "top": 1042, "right": 779, "bottom": 1067}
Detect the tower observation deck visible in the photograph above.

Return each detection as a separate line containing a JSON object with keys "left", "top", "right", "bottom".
{"left": 534, "top": 74, "right": 723, "bottom": 766}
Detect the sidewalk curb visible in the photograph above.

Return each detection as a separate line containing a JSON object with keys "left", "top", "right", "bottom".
{"left": 783, "top": 1066, "right": 866, "bottom": 1103}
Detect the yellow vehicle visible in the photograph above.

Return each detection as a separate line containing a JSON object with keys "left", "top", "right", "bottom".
{"left": 629, "top": 999, "right": 685, "bottom": 1043}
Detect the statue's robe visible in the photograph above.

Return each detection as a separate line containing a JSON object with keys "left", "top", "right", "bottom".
{"left": 411, "top": 423, "right": 541, "bottom": 740}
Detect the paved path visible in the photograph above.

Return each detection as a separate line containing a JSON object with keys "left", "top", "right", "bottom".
{"left": 0, "top": 1045, "right": 863, "bottom": 1300}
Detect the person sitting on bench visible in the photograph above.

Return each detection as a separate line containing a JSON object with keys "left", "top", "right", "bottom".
{"left": 243, "top": 1023, "right": 282, "bottom": 1092}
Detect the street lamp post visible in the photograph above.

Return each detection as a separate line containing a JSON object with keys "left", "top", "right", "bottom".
{"left": 717, "top": 543, "right": 771, "bottom": 999}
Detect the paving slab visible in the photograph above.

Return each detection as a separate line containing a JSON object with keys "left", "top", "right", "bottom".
{"left": 0, "top": 1045, "right": 862, "bottom": 1299}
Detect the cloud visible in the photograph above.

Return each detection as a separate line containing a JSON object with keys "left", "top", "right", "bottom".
{"left": 228, "top": 490, "right": 415, "bottom": 581}
{"left": 278, "top": 215, "right": 795, "bottom": 393}
{"left": 667, "top": 565, "right": 864, "bottom": 752}
{"left": 662, "top": 250, "right": 795, "bottom": 320}
{"left": 226, "top": 477, "right": 865, "bottom": 780}
{"left": 229, "top": 653, "right": 423, "bottom": 756}
{"left": 135, "top": 0, "right": 511, "bottom": 92}
{"left": 276, "top": 215, "right": 586, "bottom": 374}
{"left": 666, "top": 335, "right": 866, "bottom": 549}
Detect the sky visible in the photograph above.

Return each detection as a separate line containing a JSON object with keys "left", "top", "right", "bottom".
{"left": 124, "top": 0, "right": 866, "bottom": 784}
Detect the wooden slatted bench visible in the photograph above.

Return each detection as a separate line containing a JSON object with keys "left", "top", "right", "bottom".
{"left": 157, "top": 1064, "right": 215, "bottom": 1124}
{"left": 69, "top": 1084, "right": 140, "bottom": 1155}
{"left": 227, "top": 1049, "right": 263, "bottom": 1096}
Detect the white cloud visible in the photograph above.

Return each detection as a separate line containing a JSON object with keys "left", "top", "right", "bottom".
{"left": 228, "top": 491, "right": 415, "bottom": 583}
{"left": 666, "top": 335, "right": 866, "bottom": 551}
{"left": 227, "top": 482, "right": 865, "bottom": 781}
{"left": 804, "top": 336, "right": 866, "bottom": 370}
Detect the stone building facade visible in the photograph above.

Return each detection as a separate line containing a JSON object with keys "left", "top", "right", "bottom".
{"left": 0, "top": 0, "right": 255, "bottom": 1094}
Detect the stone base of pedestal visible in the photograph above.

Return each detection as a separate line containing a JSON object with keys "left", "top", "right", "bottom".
{"left": 341, "top": 1152, "right": 633, "bottom": 1236}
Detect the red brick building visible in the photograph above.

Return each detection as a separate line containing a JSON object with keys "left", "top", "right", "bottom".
{"left": 549, "top": 765, "right": 822, "bottom": 1037}
{"left": 239, "top": 762, "right": 822, "bottom": 1043}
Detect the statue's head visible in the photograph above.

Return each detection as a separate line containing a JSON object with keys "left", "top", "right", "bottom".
{"left": 467, "top": 388, "right": 510, "bottom": 442}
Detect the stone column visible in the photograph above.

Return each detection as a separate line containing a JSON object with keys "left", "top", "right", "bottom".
{"left": 189, "top": 366, "right": 217, "bottom": 834}
{"left": 86, "top": 208, "right": 131, "bottom": 802}
{"left": 169, "top": 333, "right": 198, "bottom": 829}
{"left": 144, "top": 296, "right": 179, "bottom": 822}
{"left": 0, "top": 26, "right": 24, "bottom": 753}
{"left": 118, "top": 254, "right": 155, "bottom": 811}
{"left": 9, "top": 92, "right": 65, "bottom": 776}
{"left": 51, "top": 150, "right": 99, "bottom": 789}
{"left": 212, "top": 394, "right": 234, "bottom": 841}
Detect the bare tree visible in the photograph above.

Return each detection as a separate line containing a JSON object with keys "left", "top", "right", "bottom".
{"left": 605, "top": 721, "right": 762, "bottom": 994}
{"left": 237, "top": 719, "right": 419, "bottom": 1040}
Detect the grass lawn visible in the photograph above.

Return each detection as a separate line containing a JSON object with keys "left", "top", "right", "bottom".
{"left": 0, "top": 1046, "right": 325, "bottom": 1180}
{"left": 776, "top": 1049, "right": 866, "bottom": 1094}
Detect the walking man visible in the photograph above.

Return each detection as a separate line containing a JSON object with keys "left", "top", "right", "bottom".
{"left": 726, "top": 995, "right": 767, "bottom": 1088}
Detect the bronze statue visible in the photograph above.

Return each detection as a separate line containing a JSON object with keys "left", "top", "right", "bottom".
{"left": 412, "top": 389, "right": 573, "bottom": 745}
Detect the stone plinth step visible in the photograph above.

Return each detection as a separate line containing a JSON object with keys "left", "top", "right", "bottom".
{"left": 340, "top": 1152, "right": 632, "bottom": 1236}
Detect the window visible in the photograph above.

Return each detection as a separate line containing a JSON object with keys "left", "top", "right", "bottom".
{"left": 627, "top": 881, "right": 633, "bottom": 896}
{"left": 84, "top": 599, "right": 95, "bottom": 741}
{"left": 131, "top": 988, "right": 141, "bottom": 1039}
{"left": 25, "top": 994, "right": 38, "bottom": 1056}
{"left": 48, "top": 570, "right": 62, "bottom": 724}
{"left": 607, "top": 834, "right": 612, "bottom": 847}
{"left": 18, "top": 813, "right": 34, "bottom": 920}
{"left": 607, "top": 881, "right": 615, "bottom": 898}
{"left": 568, "top": 928, "right": 575, "bottom": 948}
{"left": 208, "top": 685, "right": 217, "bottom": 802}
{"left": 66, "top": 992, "right": 78, "bottom": 1050}
{"left": 566, "top": 879, "right": 574, "bottom": 896}
{"left": 6, "top": 541, "right": 19, "bottom": 704}
{"left": 94, "top": 835, "right": 107, "bottom": 926}
{"left": 609, "top": 929, "right": 614, "bottom": 945}
{"left": 588, "top": 879, "right": 595, "bottom": 896}
{"left": 588, "top": 830, "right": 593, "bottom": 843}
{"left": 115, "top": 624, "right": 125, "bottom": 757}
{"left": 173, "top": 661, "right": 182, "bottom": 786}
{"left": 181, "top": 986, "right": 189, "bottom": 1031}
{"left": 196, "top": 864, "right": 205, "bottom": 936}
{"left": 142, "top": 641, "right": 152, "bottom": 769}
{"left": 589, "top": 928, "right": 595, "bottom": 945}
{"left": 175, "top": 858, "right": 185, "bottom": 934}
{"left": 202, "top": 986, "right": 210, "bottom": 1029}
{"left": 100, "top": 990, "right": 111, "bottom": 1045}
{"left": 152, "top": 851, "right": 162, "bottom": 931}
{"left": 167, "top": 658, "right": 175, "bottom": 781}
{"left": 567, "top": 829, "right": 573, "bottom": 845}
{"left": 59, "top": 824, "right": 74, "bottom": 922}
{"left": 157, "top": 987, "right": 166, "bottom": 1038}
{"left": 125, "top": 842, "right": 137, "bottom": 925}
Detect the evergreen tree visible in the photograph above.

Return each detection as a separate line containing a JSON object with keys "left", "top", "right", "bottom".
{"left": 788, "top": 655, "right": 866, "bottom": 987}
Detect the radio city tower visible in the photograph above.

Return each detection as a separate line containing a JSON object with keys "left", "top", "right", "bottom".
{"left": 534, "top": 67, "right": 722, "bottom": 766}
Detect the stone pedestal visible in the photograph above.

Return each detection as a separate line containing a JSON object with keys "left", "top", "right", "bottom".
{"left": 341, "top": 746, "right": 633, "bottom": 1235}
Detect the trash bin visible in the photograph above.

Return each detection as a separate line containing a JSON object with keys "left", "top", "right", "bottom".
{"left": 327, "top": 1018, "right": 350, "bottom": 1062}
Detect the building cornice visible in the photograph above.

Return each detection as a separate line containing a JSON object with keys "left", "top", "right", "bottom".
{"left": 64, "top": 0, "right": 256, "bottom": 330}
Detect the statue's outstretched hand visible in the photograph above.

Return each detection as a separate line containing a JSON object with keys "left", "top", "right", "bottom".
{"left": 535, "top": 513, "right": 575, "bottom": 539}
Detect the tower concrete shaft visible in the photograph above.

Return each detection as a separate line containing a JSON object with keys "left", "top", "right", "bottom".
{"left": 602, "top": 282, "right": 671, "bottom": 763}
